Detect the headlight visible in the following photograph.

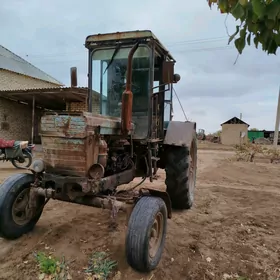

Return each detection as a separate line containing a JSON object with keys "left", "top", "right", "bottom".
{"left": 30, "top": 159, "right": 45, "bottom": 173}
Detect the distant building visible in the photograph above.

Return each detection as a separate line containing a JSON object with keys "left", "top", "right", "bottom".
{"left": 220, "top": 116, "right": 249, "bottom": 145}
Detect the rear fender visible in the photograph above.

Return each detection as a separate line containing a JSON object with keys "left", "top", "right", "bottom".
{"left": 139, "top": 188, "right": 172, "bottom": 218}
{"left": 164, "top": 121, "right": 196, "bottom": 147}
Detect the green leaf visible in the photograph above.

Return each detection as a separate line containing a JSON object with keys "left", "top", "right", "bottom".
{"left": 259, "top": 29, "right": 271, "bottom": 44}
{"left": 266, "top": 1, "right": 280, "bottom": 21}
{"left": 267, "top": 39, "right": 278, "bottom": 54}
{"left": 247, "top": 20, "right": 259, "bottom": 33}
{"left": 234, "top": 37, "right": 246, "bottom": 54}
{"left": 247, "top": 33, "right": 251, "bottom": 45}
{"left": 219, "top": 0, "right": 229, "bottom": 13}
{"left": 239, "top": 0, "right": 248, "bottom": 7}
{"left": 252, "top": 0, "right": 266, "bottom": 18}
{"left": 231, "top": 2, "right": 245, "bottom": 19}
{"left": 252, "top": 12, "right": 259, "bottom": 22}
{"left": 228, "top": 25, "right": 240, "bottom": 44}
{"left": 253, "top": 36, "right": 259, "bottom": 48}
{"left": 273, "top": 32, "right": 280, "bottom": 45}
{"left": 240, "top": 26, "right": 247, "bottom": 39}
{"left": 265, "top": 18, "right": 275, "bottom": 29}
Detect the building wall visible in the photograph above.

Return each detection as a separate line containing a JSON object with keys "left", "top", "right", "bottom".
{"left": 221, "top": 124, "right": 248, "bottom": 145}
{"left": 0, "top": 97, "right": 42, "bottom": 141}
{"left": 0, "top": 70, "right": 60, "bottom": 141}
{"left": 0, "top": 69, "right": 60, "bottom": 90}
{"left": 247, "top": 130, "right": 264, "bottom": 142}
{"left": 66, "top": 94, "right": 100, "bottom": 113}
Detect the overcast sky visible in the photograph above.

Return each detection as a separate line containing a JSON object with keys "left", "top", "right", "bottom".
{"left": 1, "top": 0, "right": 279, "bottom": 133}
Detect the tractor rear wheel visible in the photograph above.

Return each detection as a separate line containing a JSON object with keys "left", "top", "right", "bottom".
{"left": 165, "top": 138, "right": 197, "bottom": 210}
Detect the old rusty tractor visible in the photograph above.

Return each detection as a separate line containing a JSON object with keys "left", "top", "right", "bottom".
{"left": 0, "top": 30, "right": 197, "bottom": 272}
{"left": 197, "top": 128, "right": 206, "bottom": 141}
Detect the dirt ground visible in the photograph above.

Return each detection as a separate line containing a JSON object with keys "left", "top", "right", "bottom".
{"left": 0, "top": 145, "right": 280, "bottom": 280}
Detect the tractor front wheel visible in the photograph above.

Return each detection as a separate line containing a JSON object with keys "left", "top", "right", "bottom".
{"left": 125, "top": 196, "right": 167, "bottom": 272}
{"left": 0, "top": 173, "right": 45, "bottom": 239}
{"left": 165, "top": 138, "right": 197, "bottom": 210}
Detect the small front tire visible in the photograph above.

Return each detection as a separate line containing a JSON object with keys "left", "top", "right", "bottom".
{"left": 0, "top": 173, "right": 45, "bottom": 239}
{"left": 125, "top": 196, "right": 167, "bottom": 272}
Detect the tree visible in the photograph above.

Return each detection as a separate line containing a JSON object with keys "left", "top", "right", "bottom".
{"left": 207, "top": 0, "right": 280, "bottom": 55}
{"left": 213, "top": 130, "right": 222, "bottom": 136}
{"left": 249, "top": 128, "right": 259, "bottom": 131}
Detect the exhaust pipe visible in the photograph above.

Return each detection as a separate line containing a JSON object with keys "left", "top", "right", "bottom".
{"left": 121, "top": 42, "right": 139, "bottom": 135}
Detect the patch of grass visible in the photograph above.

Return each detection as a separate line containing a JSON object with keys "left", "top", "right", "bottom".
{"left": 84, "top": 251, "right": 117, "bottom": 280}
{"left": 35, "top": 252, "right": 58, "bottom": 275}
{"left": 34, "top": 251, "right": 72, "bottom": 280}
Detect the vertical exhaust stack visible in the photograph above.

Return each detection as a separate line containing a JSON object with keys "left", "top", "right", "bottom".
{"left": 121, "top": 42, "right": 139, "bottom": 135}
{"left": 70, "top": 67, "right": 78, "bottom": 87}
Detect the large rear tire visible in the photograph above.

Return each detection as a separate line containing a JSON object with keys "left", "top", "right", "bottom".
{"left": 125, "top": 196, "right": 167, "bottom": 272}
{"left": 165, "top": 138, "right": 197, "bottom": 210}
{"left": 0, "top": 173, "right": 45, "bottom": 239}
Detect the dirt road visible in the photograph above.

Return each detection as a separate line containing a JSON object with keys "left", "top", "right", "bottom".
{"left": 0, "top": 148, "right": 280, "bottom": 280}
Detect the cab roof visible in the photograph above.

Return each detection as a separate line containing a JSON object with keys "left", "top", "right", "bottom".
{"left": 85, "top": 30, "right": 175, "bottom": 61}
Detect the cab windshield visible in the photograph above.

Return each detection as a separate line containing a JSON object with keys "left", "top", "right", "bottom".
{"left": 91, "top": 46, "right": 151, "bottom": 118}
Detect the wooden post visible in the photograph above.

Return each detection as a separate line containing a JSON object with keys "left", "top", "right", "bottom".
{"left": 273, "top": 88, "right": 280, "bottom": 147}
{"left": 31, "top": 95, "right": 35, "bottom": 144}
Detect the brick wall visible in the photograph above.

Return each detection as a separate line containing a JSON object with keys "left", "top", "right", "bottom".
{"left": 0, "top": 69, "right": 60, "bottom": 90}
{"left": 66, "top": 94, "right": 100, "bottom": 113}
{"left": 67, "top": 101, "right": 87, "bottom": 112}
{"left": 0, "top": 70, "right": 59, "bottom": 141}
{"left": 0, "top": 97, "right": 42, "bottom": 141}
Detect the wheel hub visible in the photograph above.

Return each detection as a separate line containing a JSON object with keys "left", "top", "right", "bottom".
{"left": 12, "top": 188, "right": 34, "bottom": 226}
{"left": 18, "top": 157, "right": 25, "bottom": 163}
{"left": 149, "top": 212, "right": 164, "bottom": 260}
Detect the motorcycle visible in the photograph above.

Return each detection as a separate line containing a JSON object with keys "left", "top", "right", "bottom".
{"left": 0, "top": 139, "right": 35, "bottom": 169}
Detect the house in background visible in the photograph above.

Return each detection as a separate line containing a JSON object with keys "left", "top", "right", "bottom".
{"left": 220, "top": 116, "right": 250, "bottom": 145}
{"left": 0, "top": 46, "right": 92, "bottom": 143}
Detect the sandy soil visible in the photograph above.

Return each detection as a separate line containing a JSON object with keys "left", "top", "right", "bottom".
{"left": 0, "top": 147, "right": 280, "bottom": 280}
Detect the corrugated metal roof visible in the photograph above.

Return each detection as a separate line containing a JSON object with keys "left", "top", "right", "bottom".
{"left": 0, "top": 45, "right": 63, "bottom": 85}
{"left": 0, "top": 86, "right": 88, "bottom": 93}
{"left": 0, "top": 86, "right": 88, "bottom": 110}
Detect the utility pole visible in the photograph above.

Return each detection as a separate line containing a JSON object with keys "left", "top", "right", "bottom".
{"left": 273, "top": 87, "right": 280, "bottom": 147}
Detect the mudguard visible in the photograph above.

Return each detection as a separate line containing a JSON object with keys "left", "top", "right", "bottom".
{"left": 139, "top": 188, "right": 172, "bottom": 218}
{"left": 163, "top": 121, "right": 196, "bottom": 147}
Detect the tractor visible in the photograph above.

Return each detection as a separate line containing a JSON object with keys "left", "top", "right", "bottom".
{"left": 0, "top": 30, "right": 197, "bottom": 273}
{"left": 197, "top": 128, "right": 206, "bottom": 141}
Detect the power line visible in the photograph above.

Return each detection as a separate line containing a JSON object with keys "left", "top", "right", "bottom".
{"left": 19, "top": 45, "right": 233, "bottom": 65}
{"left": 166, "top": 36, "right": 228, "bottom": 47}
{"left": 18, "top": 35, "right": 229, "bottom": 59}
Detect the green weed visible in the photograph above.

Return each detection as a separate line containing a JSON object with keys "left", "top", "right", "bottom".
{"left": 34, "top": 251, "right": 71, "bottom": 280}
{"left": 84, "top": 251, "right": 117, "bottom": 280}
{"left": 34, "top": 251, "right": 58, "bottom": 275}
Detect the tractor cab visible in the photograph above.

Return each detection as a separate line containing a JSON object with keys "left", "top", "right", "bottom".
{"left": 85, "top": 30, "right": 180, "bottom": 140}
